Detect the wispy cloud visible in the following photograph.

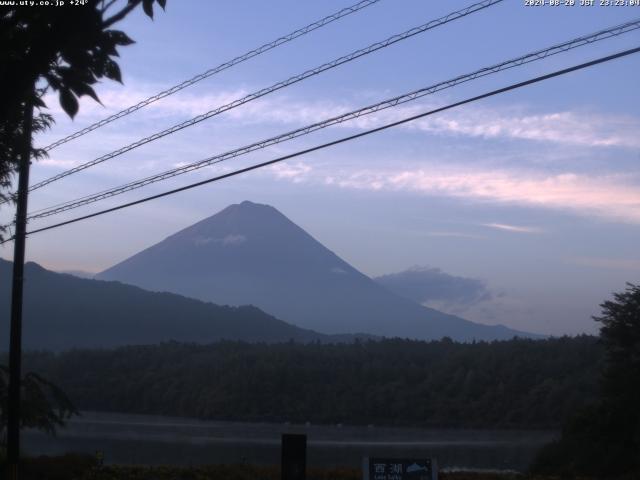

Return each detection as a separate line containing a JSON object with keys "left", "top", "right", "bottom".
{"left": 39, "top": 83, "right": 640, "bottom": 151}
{"left": 40, "top": 85, "right": 249, "bottom": 120}
{"left": 425, "top": 231, "right": 485, "bottom": 239}
{"left": 265, "top": 163, "right": 640, "bottom": 225}
{"left": 409, "top": 109, "right": 640, "bottom": 149}
{"left": 344, "top": 169, "right": 640, "bottom": 224}
{"left": 568, "top": 257, "right": 640, "bottom": 271}
{"left": 482, "top": 223, "right": 542, "bottom": 234}
{"left": 270, "top": 162, "right": 312, "bottom": 183}
{"left": 32, "top": 83, "right": 640, "bottom": 227}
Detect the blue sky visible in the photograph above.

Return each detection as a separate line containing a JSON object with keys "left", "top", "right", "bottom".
{"left": 2, "top": 0, "right": 639, "bottom": 335}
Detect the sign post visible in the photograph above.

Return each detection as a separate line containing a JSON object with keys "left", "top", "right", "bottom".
{"left": 363, "top": 457, "right": 438, "bottom": 480}
{"left": 281, "top": 433, "right": 306, "bottom": 480}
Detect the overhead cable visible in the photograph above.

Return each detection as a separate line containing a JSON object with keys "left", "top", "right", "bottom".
{"left": 27, "top": 18, "right": 640, "bottom": 220}
{"left": 41, "top": 0, "right": 384, "bottom": 152}
{"left": 8, "top": 45, "right": 637, "bottom": 243}
{"left": 28, "top": 0, "right": 504, "bottom": 192}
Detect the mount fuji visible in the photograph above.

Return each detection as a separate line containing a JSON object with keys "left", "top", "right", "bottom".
{"left": 97, "top": 201, "right": 535, "bottom": 341}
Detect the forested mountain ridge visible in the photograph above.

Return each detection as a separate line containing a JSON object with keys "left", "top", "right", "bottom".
{"left": 20, "top": 336, "right": 601, "bottom": 428}
{"left": 0, "top": 259, "right": 340, "bottom": 350}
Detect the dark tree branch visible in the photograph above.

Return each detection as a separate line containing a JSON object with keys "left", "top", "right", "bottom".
{"left": 103, "top": 0, "right": 142, "bottom": 28}
{"left": 100, "top": 0, "right": 119, "bottom": 15}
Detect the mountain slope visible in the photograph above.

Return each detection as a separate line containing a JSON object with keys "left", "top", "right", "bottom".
{"left": 0, "top": 259, "right": 333, "bottom": 351}
{"left": 97, "top": 201, "right": 535, "bottom": 341}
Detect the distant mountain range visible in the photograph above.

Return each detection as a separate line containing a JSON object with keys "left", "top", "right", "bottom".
{"left": 59, "top": 269, "right": 95, "bottom": 279}
{"left": 0, "top": 259, "right": 344, "bottom": 351}
{"left": 97, "top": 201, "right": 536, "bottom": 341}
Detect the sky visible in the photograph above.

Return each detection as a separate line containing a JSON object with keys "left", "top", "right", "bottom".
{"left": 2, "top": 0, "right": 639, "bottom": 336}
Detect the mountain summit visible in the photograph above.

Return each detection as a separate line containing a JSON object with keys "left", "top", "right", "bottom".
{"left": 97, "top": 201, "right": 533, "bottom": 340}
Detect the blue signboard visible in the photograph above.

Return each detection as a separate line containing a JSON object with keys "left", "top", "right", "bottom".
{"left": 363, "top": 457, "right": 437, "bottom": 480}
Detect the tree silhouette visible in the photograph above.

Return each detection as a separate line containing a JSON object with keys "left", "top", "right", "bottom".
{"left": 597, "top": 283, "right": 640, "bottom": 406}
{"left": 531, "top": 283, "right": 640, "bottom": 477}
{"left": 0, "top": 365, "right": 77, "bottom": 446}
{"left": 593, "top": 283, "right": 640, "bottom": 472}
{"left": 0, "top": 0, "right": 166, "bottom": 221}
{"left": 0, "top": 95, "right": 51, "bottom": 235}
{"left": 1, "top": 2, "right": 168, "bottom": 474}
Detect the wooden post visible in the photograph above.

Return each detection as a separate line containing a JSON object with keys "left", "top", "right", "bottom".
{"left": 281, "top": 433, "right": 306, "bottom": 480}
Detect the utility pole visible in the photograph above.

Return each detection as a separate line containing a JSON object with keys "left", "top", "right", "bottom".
{"left": 7, "top": 93, "right": 34, "bottom": 480}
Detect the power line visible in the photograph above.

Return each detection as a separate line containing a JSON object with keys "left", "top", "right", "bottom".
{"left": 26, "top": 18, "right": 640, "bottom": 221}
{"left": 8, "top": 45, "right": 638, "bottom": 243}
{"left": 41, "top": 0, "right": 383, "bottom": 152}
{"left": 28, "top": 0, "right": 504, "bottom": 193}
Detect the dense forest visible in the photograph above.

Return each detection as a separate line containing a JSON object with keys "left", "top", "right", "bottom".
{"left": 20, "top": 336, "right": 601, "bottom": 429}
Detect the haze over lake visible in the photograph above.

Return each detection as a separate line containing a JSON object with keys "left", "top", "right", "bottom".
{"left": 23, "top": 411, "right": 555, "bottom": 472}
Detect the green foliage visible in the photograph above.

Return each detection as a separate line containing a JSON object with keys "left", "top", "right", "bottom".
{"left": 531, "top": 284, "right": 640, "bottom": 477}
{"left": 21, "top": 336, "right": 601, "bottom": 429}
{"left": 0, "top": 452, "right": 564, "bottom": 480}
{"left": 13, "top": 453, "right": 97, "bottom": 480}
{"left": 0, "top": 454, "right": 584, "bottom": 480}
{"left": 0, "top": 0, "right": 166, "bottom": 118}
{"left": 0, "top": 364, "right": 78, "bottom": 443}
{"left": 597, "top": 283, "right": 640, "bottom": 413}
{"left": 0, "top": 0, "right": 166, "bottom": 237}
{"left": 0, "top": 88, "right": 52, "bottom": 210}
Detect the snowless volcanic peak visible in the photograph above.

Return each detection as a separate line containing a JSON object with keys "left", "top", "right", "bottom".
{"left": 97, "top": 201, "right": 536, "bottom": 341}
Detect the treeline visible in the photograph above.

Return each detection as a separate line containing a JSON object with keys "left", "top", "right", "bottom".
{"left": 21, "top": 336, "right": 601, "bottom": 429}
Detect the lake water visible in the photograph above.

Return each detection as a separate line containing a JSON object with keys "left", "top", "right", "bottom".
{"left": 23, "top": 411, "right": 556, "bottom": 472}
